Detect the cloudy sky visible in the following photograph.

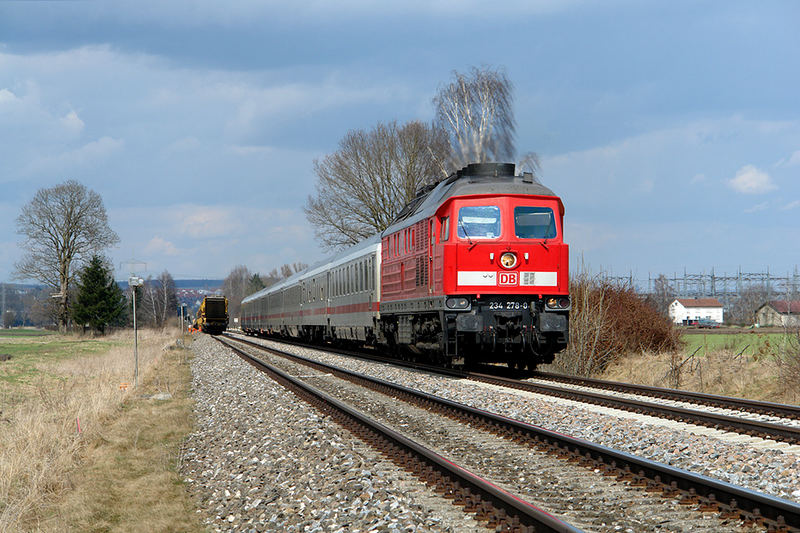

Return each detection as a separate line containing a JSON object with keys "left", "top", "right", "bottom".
{"left": 1, "top": 1, "right": 798, "bottom": 283}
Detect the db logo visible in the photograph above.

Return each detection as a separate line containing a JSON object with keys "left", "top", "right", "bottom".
{"left": 498, "top": 272, "right": 518, "bottom": 286}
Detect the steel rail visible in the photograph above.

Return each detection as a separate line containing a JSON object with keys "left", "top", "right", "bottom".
{"left": 217, "top": 337, "right": 581, "bottom": 533}
{"left": 219, "top": 335, "right": 800, "bottom": 532}
{"left": 466, "top": 372, "right": 800, "bottom": 445}
{"left": 530, "top": 370, "right": 800, "bottom": 420}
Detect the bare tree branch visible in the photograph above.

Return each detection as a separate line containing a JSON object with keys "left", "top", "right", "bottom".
{"left": 304, "top": 120, "right": 449, "bottom": 250}
{"left": 433, "top": 66, "right": 516, "bottom": 171}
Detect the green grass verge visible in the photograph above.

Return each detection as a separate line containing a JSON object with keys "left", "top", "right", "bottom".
{"left": 0, "top": 335, "right": 125, "bottom": 388}
{"left": 681, "top": 332, "right": 793, "bottom": 357}
{"left": 0, "top": 328, "right": 55, "bottom": 337}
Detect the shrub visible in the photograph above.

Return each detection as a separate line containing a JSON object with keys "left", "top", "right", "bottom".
{"left": 554, "top": 271, "right": 682, "bottom": 376}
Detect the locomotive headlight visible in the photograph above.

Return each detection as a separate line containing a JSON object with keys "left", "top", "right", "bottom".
{"left": 499, "top": 252, "right": 518, "bottom": 269}
{"left": 446, "top": 297, "right": 470, "bottom": 309}
{"left": 546, "top": 297, "right": 571, "bottom": 309}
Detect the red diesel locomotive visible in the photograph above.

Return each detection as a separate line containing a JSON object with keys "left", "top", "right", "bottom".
{"left": 241, "top": 162, "right": 569, "bottom": 369}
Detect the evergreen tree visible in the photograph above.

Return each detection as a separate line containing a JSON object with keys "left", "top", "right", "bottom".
{"left": 71, "top": 256, "right": 127, "bottom": 334}
{"left": 248, "top": 273, "right": 266, "bottom": 294}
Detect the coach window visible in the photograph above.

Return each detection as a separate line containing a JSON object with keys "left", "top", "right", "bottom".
{"left": 369, "top": 259, "right": 374, "bottom": 290}
{"left": 457, "top": 206, "right": 501, "bottom": 239}
{"left": 439, "top": 216, "right": 450, "bottom": 242}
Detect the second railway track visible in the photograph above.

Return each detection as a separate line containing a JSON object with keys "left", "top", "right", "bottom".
{"left": 225, "top": 332, "right": 800, "bottom": 447}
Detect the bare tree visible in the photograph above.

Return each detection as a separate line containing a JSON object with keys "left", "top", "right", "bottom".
{"left": 433, "top": 66, "right": 516, "bottom": 171}
{"left": 728, "top": 285, "right": 770, "bottom": 326}
{"left": 304, "top": 120, "right": 450, "bottom": 249}
{"left": 28, "top": 287, "right": 60, "bottom": 327}
{"left": 2, "top": 310, "right": 15, "bottom": 328}
{"left": 516, "top": 151, "right": 542, "bottom": 179}
{"left": 222, "top": 265, "right": 252, "bottom": 320}
{"left": 14, "top": 180, "right": 119, "bottom": 332}
{"left": 280, "top": 262, "right": 308, "bottom": 279}
{"left": 646, "top": 274, "right": 676, "bottom": 316}
{"left": 140, "top": 270, "right": 177, "bottom": 328}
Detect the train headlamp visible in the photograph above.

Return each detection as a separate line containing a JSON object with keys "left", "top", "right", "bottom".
{"left": 546, "top": 297, "right": 571, "bottom": 310}
{"left": 446, "top": 297, "right": 470, "bottom": 309}
{"left": 499, "top": 252, "right": 518, "bottom": 269}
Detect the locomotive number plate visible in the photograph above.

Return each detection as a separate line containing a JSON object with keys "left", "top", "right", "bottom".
{"left": 488, "top": 301, "right": 529, "bottom": 310}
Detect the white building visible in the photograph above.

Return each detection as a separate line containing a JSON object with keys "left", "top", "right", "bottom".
{"left": 668, "top": 298, "right": 724, "bottom": 325}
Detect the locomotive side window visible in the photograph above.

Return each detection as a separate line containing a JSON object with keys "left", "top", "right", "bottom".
{"left": 457, "top": 206, "right": 501, "bottom": 239}
{"left": 439, "top": 216, "right": 449, "bottom": 242}
{"left": 514, "top": 206, "right": 557, "bottom": 239}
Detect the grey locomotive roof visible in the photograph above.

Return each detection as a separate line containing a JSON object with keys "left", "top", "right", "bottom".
{"left": 382, "top": 162, "right": 557, "bottom": 235}
{"left": 242, "top": 163, "right": 558, "bottom": 305}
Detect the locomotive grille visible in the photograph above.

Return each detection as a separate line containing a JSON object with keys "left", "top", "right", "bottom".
{"left": 415, "top": 256, "right": 428, "bottom": 287}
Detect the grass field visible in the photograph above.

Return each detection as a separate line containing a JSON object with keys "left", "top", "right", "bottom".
{"left": 0, "top": 331, "right": 125, "bottom": 397}
{"left": 681, "top": 331, "right": 791, "bottom": 358}
{"left": 0, "top": 328, "right": 54, "bottom": 337}
{"left": 0, "top": 328, "right": 204, "bottom": 532}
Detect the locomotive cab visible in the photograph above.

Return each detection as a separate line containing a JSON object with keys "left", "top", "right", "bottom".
{"left": 434, "top": 192, "right": 569, "bottom": 367}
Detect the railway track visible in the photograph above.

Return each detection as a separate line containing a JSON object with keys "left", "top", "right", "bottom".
{"left": 215, "top": 337, "right": 580, "bottom": 532}
{"left": 217, "top": 335, "right": 800, "bottom": 532}
{"left": 528, "top": 370, "right": 800, "bottom": 421}
{"left": 224, "top": 332, "right": 800, "bottom": 446}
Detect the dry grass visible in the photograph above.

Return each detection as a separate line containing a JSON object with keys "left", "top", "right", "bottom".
{"left": 601, "top": 337, "right": 800, "bottom": 405}
{"left": 0, "top": 328, "right": 203, "bottom": 533}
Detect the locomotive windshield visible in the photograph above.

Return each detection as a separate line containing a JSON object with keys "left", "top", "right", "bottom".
{"left": 457, "top": 205, "right": 501, "bottom": 239}
{"left": 514, "top": 206, "right": 557, "bottom": 239}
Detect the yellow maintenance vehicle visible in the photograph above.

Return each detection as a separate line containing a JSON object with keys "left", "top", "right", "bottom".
{"left": 196, "top": 296, "right": 229, "bottom": 335}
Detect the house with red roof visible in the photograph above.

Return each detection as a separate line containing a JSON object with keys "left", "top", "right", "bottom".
{"left": 755, "top": 300, "right": 800, "bottom": 327}
{"left": 668, "top": 298, "right": 724, "bottom": 325}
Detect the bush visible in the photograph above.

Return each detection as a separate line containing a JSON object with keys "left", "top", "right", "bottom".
{"left": 554, "top": 271, "right": 682, "bottom": 376}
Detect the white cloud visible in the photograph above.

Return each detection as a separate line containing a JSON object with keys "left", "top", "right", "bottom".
{"left": 744, "top": 201, "right": 769, "bottom": 213}
{"left": 690, "top": 173, "right": 706, "bottom": 183}
{"left": 787, "top": 150, "right": 800, "bottom": 167}
{"left": 727, "top": 165, "right": 776, "bottom": 194}
{"left": 781, "top": 200, "right": 800, "bottom": 211}
{"left": 24, "top": 136, "right": 124, "bottom": 175}
{"left": 144, "top": 236, "right": 179, "bottom": 256}
{"left": 60, "top": 110, "right": 85, "bottom": 135}
{"left": 0, "top": 88, "right": 20, "bottom": 106}
{"left": 227, "top": 144, "right": 275, "bottom": 156}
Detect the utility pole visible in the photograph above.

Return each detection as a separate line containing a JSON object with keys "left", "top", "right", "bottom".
{"left": 129, "top": 276, "right": 144, "bottom": 387}
{"left": 121, "top": 258, "right": 146, "bottom": 388}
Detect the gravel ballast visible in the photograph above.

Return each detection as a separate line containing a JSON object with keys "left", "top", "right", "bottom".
{"left": 182, "top": 335, "right": 486, "bottom": 532}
